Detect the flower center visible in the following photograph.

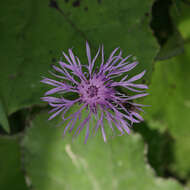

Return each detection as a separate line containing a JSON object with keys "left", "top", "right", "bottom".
{"left": 77, "top": 75, "right": 114, "bottom": 106}
{"left": 88, "top": 85, "right": 98, "bottom": 98}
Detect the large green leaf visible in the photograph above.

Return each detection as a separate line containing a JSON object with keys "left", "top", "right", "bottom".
{"left": 0, "top": 136, "right": 28, "bottom": 190}
{"left": 143, "top": 3, "right": 190, "bottom": 179}
{"left": 21, "top": 107, "right": 184, "bottom": 190}
{"left": 0, "top": 0, "right": 158, "bottom": 115}
{"left": 143, "top": 43, "right": 190, "bottom": 179}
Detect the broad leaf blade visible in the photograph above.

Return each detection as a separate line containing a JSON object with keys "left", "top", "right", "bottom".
{"left": 143, "top": 3, "right": 190, "bottom": 179}
{"left": 22, "top": 108, "right": 184, "bottom": 190}
{"left": 0, "top": 0, "right": 158, "bottom": 115}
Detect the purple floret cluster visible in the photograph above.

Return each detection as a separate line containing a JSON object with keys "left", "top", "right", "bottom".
{"left": 41, "top": 42, "right": 148, "bottom": 143}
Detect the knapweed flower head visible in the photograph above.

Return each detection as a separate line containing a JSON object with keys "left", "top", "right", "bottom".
{"left": 41, "top": 42, "right": 148, "bottom": 143}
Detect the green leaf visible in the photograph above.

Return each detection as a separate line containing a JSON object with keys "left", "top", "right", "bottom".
{"left": 143, "top": 42, "right": 190, "bottom": 178}
{"left": 21, "top": 108, "right": 184, "bottom": 190}
{"left": 0, "top": 136, "right": 28, "bottom": 190}
{"left": 0, "top": 0, "right": 158, "bottom": 115}
{"left": 143, "top": 3, "right": 190, "bottom": 179}
{"left": 0, "top": 99, "right": 10, "bottom": 133}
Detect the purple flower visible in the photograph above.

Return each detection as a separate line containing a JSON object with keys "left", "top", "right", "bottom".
{"left": 41, "top": 42, "right": 148, "bottom": 143}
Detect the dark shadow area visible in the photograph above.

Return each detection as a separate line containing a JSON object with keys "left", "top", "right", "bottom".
{"left": 151, "top": 0, "right": 173, "bottom": 46}
{"left": 0, "top": 105, "right": 49, "bottom": 135}
{"left": 8, "top": 110, "right": 28, "bottom": 134}
{"left": 134, "top": 122, "right": 187, "bottom": 185}
{"left": 0, "top": 124, "right": 8, "bottom": 135}
{"left": 183, "top": 0, "right": 190, "bottom": 6}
